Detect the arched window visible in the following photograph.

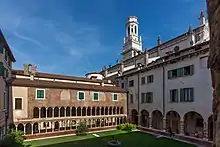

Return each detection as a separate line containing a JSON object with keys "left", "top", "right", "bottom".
{"left": 135, "top": 26, "right": 137, "bottom": 34}
{"left": 127, "top": 27, "right": 130, "bottom": 36}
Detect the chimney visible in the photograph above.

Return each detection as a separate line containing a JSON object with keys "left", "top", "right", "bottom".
{"left": 157, "top": 35, "right": 161, "bottom": 46}
{"left": 144, "top": 49, "right": 149, "bottom": 65}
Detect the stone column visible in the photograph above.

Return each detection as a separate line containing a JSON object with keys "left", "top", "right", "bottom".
{"left": 52, "top": 108, "right": 54, "bottom": 117}
{"left": 23, "top": 124, "right": 26, "bottom": 135}
{"left": 163, "top": 118, "right": 166, "bottom": 131}
{"left": 206, "top": 1, "right": 220, "bottom": 147}
{"left": 31, "top": 124, "right": 33, "bottom": 134}
{"left": 180, "top": 120, "right": 184, "bottom": 135}
{"left": 203, "top": 122, "right": 208, "bottom": 140}
{"left": 149, "top": 117, "right": 152, "bottom": 128}
{"left": 46, "top": 108, "right": 48, "bottom": 118}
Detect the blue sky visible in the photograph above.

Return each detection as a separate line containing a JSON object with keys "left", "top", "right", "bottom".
{"left": 0, "top": 0, "right": 206, "bottom": 77}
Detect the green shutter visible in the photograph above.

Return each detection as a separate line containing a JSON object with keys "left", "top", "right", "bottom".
{"left": 190, "top": 65, "right": 194, "bottom": 75}
{"left": 0, "top": 62, "right": 4, "bottom": 76}
{"left": 141, "top": 93, "right": 144, "bottom": 103}
{"left": 94, "top": 93, "right": 99, "bottom": 100}
{"left": 79, "top": 92, "right": 84, "bottom": 100}
{"left": 37, "top": 90, "right": 45, "bottom": 98}
{"left": 168, "top": 71, "right": 172, "bottom": 79}
{"left": 114, "top": 94, "right": 118, "bottom": 101}
{"left": 0, "top": 44, "right": 3, "bottom": 54}
{"left": 177, "top": 68, "right": 184, "bottom": 77}
{"left": 180, "top": 89, "right": 184, "bottom": 102}
{"left": 190, "top": 88, "right": 194, "bottom": 102}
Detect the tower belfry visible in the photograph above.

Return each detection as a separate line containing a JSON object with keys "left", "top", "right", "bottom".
{"left": 122, "top": 16, "right": 142, "bottom": 61}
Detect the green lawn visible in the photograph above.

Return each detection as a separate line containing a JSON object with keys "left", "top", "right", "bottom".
{"left": 25, "top": 130, "right": 196, "bottom": 147}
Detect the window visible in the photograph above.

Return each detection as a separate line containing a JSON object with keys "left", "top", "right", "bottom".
{"left": 4, "top": 49, "right": 8, "bottom": 61}
{"left": 141, "top": 92, "right": 153, "bottom": 103}
{"left": 180, "top": 88, "right": 194, "bottom": 102}
{"left": 146, "top": 92, "right": 153, "bottom": 103}
{"left": 0, "top": 44, "right": 3, "bottom": 54}
{"left": 141, "top": 77, "right": 145, "bottom": 84}
{"left": 0, "top": 62, "right": 4, "bottom": 76}
{"left": 113, "top": 93, "right": 118, "bottom": 101}
{"left": 168, "top": 65, "right": 194, "bottom": 79}
{"left": 130, "top": 94, "right": 133, "bottom": 103}
{"left": 129, "top": 80, "right": 134, "bottom": 87}
{"left": 36, "top": 89, "right": 45, "bottom": 99}
{"left": 195, "top": 34, "right": 200, "bottom": 42}
{"left": 147, "top": 75, "right": 154, "bottom": 83}
{"left": 170, "top": 89, "right": 178, "bottom": 102}
{"left": 78, "top": 91, "right": 85, "bottom": 100}
{"left": 121, "top": 83, "right": 124, "bottom": 88}
{"left": 93, "top": 92, "right": 99, "bottom": 101}
{"left": 15, "top": 98, "right": 22, "bottom": 110}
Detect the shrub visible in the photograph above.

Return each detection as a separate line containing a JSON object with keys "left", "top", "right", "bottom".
{"left": 0, "top": 129, "right": 24, "bottom": 147}
{"left": 76, "top": 122, "right": 89, "bottom": 136}
{"left": 117, "top": 123, "right": 136, "bottom": 131}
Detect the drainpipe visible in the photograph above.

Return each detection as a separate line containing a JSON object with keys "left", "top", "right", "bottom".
{"left": 137, "top": 70, "right": 140, "bottom": 125}
{"left": 126, "top": 90, "right": 129, "bottom": 122}
{"left": 162, "top": 63, "right": 165, "bottom": 117}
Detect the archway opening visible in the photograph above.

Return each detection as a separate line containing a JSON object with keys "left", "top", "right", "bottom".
{"left": 152, "top": 110, "right": 163, "bottom": 130}
{"left": 54, "top": 107, "right": 59, "bottom": 117}
{"left": 33, "top": 123, "right": 39, "bottom": 134}
{"left": 101, "top": 107, "right": 104, "bottom": 115}
{"left": 60, "top": 107, "right": 65, "bottom": 117}
{"left": 72, "top": 107, "right": 76, "bottom": 116}
{"left": 140, "top": 109, "right": 149, "bottom": 127}
{"left": 105, "top": 107, "right": 108, "bottom": 115}
{"left": 40, "top": 107, "right": 46, "bottom": 118}
{"left": 87, "top": 107, "right": 91, "bottom": 116}
{"left": 184, "top": 111, "right": 204, "bottom": 138}
{"left": 92, "top": 107, "right": 95, "bottom": 116}
{"left": 33, "top": 107, "right": 39, "bottom": 118}
{"left": 77, "top": 107, "right": 81, "bottom": 116}
{"left": 131, "top": 109, "right": 138, "bottom": 125}
{"left": 208, "top": 115, "right": 213, "bottom": 141}
{"left": 47, "top": 107, "right": 52, "bottom": 117}
{"left": 17, "top": 124, "right": 24, "bottom": 132}
{"left": 82, "top": 107, "right": 86, "bottom": 116}
{"left": 25, "top": 123, "right": 32, "bottom": 134}
{"left": 96, "top": 107, "right": 100, "bottom": 115}
{"left": 166, "top": 111, "right": 180, "bottom": 133}
{"left": 54, "top": 121, "right": 59, "bottom": 131}
{"left": 66, "top": 107, "right": 70, "bottom": 117}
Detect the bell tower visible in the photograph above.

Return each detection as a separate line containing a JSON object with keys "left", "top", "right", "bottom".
{"left": 122, "top": 16, "right": 142, "bottom": 61}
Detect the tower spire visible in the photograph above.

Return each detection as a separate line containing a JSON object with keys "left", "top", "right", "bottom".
{"left": 122, "top": 16, "right": 142, "bottom": 61}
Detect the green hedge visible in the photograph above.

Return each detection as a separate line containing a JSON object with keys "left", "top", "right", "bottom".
{"left": 76, "top": 122, "right": 89, "bottom": 136}
{"left": 116, "top": 123, "right": 136, "bottom": 131}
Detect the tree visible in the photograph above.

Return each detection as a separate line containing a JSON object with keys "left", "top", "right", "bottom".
{"left": 76, "top": 121, "right": 89, "bottom": 136}
{"left": 206, "top": 1, "right": 220, "bottom": 147}
{"left": 0, "top": 129, "right": 24, "bottom": 147}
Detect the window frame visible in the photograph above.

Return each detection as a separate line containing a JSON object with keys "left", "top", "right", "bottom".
{"left": 35, "top": 89, "right": 46, "bottom": 100}
{"left": 92, "top": 92, "right": 99, "bottom": 101}
{"left": 14, "top": 97, "right": 23, "bottom": 110}
{"left": 141, "top": 77, "right": 145, "bottom": 84}
{"left": 112, "top": 93, "right": 118, "bottom": 101}
{"left": 147, "top": 75, "right": 154, "bottom": 83}
{"left": 77, "top": 91, "right": 85, "bottom": 101}
{"left": 129, "top": 80, "right": 134, "bottom": 87}
{"left": 170, "top": 89, "right": 178, "bottom": 103}
{"left": 180, "top": 88, "right": 194, "bottom": 102}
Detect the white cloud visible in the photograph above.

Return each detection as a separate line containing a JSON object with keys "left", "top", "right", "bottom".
{"left": 0, "top": 0, "right": 107, "bottom": 75}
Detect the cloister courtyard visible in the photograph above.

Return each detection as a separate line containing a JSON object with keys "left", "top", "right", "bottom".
{"left": 25, "top": 130, "right": 196, "bottom": 147}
